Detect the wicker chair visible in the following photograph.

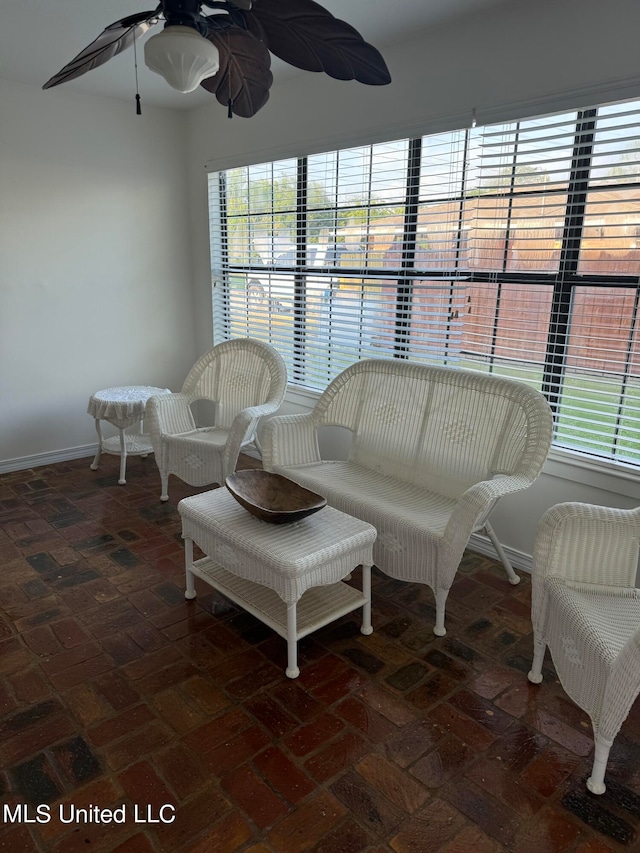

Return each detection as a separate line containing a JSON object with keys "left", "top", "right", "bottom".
{"left": 262, "top": 359, "right": 553, "bottom": 636}
{"left": 528, "top": 502, "right": 640, "bottom": 794}
{"left": 146, "top": 338, "right": 287, "bottom": 501}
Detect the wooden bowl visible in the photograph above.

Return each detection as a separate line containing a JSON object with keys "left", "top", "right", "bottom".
{"left": 225, "top": 470, "right": 327, "bottom": 524}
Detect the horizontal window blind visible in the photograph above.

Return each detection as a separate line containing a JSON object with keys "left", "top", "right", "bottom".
{"left": 466, "top": 104, "right": 640, "bottom": 464}
{"left": 209, "top": 97, "right": 640, "bottom": 468}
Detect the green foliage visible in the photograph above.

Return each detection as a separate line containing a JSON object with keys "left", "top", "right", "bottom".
{"left": 224, "top": 170, "right": 404, "bottom": 265}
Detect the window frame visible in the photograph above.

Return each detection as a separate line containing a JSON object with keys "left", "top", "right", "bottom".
{"left": 211, "top": 104, "right": 640, "bottom": 473}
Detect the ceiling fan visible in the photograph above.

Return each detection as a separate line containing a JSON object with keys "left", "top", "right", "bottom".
{"left": 43, "top": 0, "right": 391, "bottom": 118}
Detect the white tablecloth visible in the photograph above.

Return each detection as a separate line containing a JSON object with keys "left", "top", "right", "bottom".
{"left": 87, "top": 386, "right": 170, "bottom": 429}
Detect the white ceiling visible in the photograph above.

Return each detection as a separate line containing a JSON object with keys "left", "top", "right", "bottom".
{"left": 0, "top": 0, "right": 509, "bottom": 110}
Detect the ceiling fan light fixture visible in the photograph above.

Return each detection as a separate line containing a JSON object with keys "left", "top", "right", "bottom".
{"left": 144, "top": 25, "right": 219, "bottom": 93}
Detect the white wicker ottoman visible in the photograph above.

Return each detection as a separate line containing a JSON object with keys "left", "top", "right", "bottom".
{"left": 178, "top": 488, "right": 377, "bottom": 678}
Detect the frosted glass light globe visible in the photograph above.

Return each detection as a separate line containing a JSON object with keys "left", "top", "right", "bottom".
{"left": 144, "top": 25, "right": 220, "bottom": 94}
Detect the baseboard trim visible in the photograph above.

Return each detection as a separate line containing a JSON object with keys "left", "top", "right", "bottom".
{"left": 0, "top": 444, "right": 98, "bottom": 475}
{"left": 468, "top": 532, "right": 532, "bottom": 575}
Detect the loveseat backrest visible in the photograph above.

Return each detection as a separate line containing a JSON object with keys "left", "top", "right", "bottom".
{"left": 181, "top": 338, "right": 285, "bottom": 430}
{"left": 313, "top": 360, "right": 552, "bottom": 498}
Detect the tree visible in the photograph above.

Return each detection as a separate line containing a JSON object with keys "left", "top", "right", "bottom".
{"left": 468, "top": 164, "right": 552, "bottom": 196}
{"left": 499, "top": 164, "right": 551, "bottom": 186}
{"left": 224, "top": 169, "right": 404, "bottom": 265}
{"left": 606, "top": 146, "right": 640, "bottom": 182}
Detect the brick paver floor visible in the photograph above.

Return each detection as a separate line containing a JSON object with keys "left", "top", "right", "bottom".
{"left": 0, "top": 453, "right": 639, "bottom": 852}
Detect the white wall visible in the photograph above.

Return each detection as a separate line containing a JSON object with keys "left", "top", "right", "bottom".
{"left": 186, "top": 0, "right": 640, "bottom": 565}
{"left": 0, "top": 79, "right": 197, "bottom": 468}
{"left": 188, "top": 0, "right": 640, "bottom": 165}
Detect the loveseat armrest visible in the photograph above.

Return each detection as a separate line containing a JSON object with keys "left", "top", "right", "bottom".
{"left": 261, "top": 414, "right": 322, "bottom": 471}
{"left": 440, "top": 475, "right": 532, "bottom": 590}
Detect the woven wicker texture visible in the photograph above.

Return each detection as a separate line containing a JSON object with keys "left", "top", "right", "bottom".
{"left": 87, "top": 386, "right": 170, "bottom": 429}
{"left": 146, "top": 339, "right": 287, "bottom": 500}
{"left": 178, "top": 488, "right": 376, "bottom": 603}
{"left": 528, "top": 501, "right": 640, "bottom": 794}
{"left": 262, "top": 359, "right": 553, "bottom": 635}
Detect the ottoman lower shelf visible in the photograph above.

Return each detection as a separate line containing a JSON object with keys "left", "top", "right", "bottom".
{"left": 191, "top": 556, "right": 367, "bottom": 641}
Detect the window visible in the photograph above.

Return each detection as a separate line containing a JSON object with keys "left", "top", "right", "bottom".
{"left": 208, "top": 99, "right": 640, "bottom": 468}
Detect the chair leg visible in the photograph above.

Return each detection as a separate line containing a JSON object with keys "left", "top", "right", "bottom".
{"left": 483, "top": 521, "right": 520, "bottom": 585}
{"left": 527, "top": 634, "right": 546, "bottom": 683}
{"left": 160, "top": 471, "right": 169, "bottom": 502}
{"left": 433, "top": 588, "right": 449, "bottom": 636}
{"left": 586, "top": 734, "right": 612, "bottom": 795}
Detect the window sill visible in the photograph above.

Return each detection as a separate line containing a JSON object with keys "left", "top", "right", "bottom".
{"left": 285, "top": 383, "right": 322, "bottom": 410}
{"left": 544, "top": 447, "right": 639, "bottom": 498}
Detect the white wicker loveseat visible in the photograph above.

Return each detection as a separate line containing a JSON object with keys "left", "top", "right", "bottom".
{"left": 262, "top": 358, "right": 553, "bottom": 636}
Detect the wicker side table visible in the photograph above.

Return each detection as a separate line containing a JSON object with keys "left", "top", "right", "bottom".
{"left": 178, "top": 487, "right": 377, "bottom": 678}
{"left": 87, "top": 385, "right": 170, "bottom": 484}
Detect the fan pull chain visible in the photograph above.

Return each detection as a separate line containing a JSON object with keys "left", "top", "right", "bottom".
{"left": 133, "top": 28, "right": 142, "bottom": 115}
{"left": 228, "top": 98, "right": 233, "bottom": 119}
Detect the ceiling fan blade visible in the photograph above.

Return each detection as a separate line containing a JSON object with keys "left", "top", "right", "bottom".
{"left": 203, "top": 0, "right": 253, "bottom": 8}
{"left": 43, "top": 10, "right": 161, "bottom": 89}
{"left": 246, "top": 0, "right": 391, "bottom": 85}
{"left": 201, "top": 26, "right": 272, "bottom": 118}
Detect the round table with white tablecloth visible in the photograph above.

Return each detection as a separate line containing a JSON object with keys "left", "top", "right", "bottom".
{"left": 87, "top": 385, "right": 170, "bottom": 484}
